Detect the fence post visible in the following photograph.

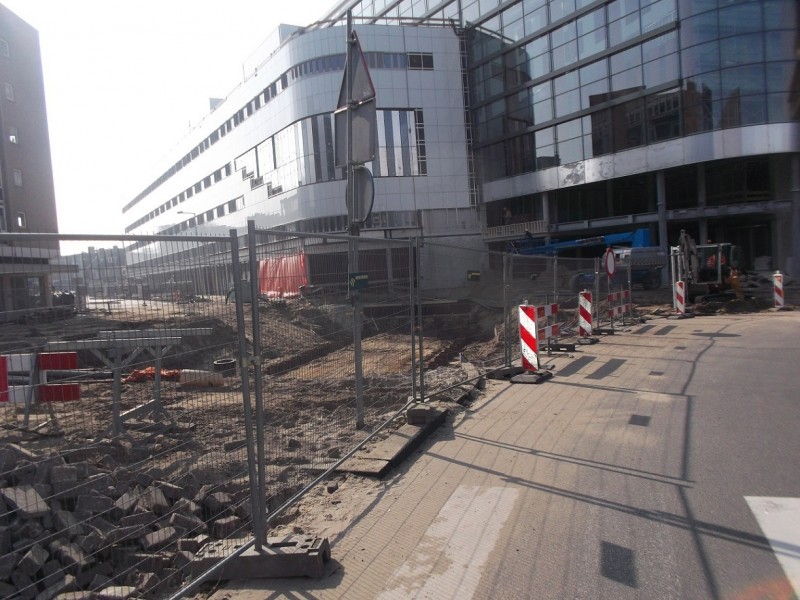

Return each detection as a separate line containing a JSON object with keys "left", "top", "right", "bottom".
{"left": 553, "top": 254, "right": 559, "bottom": 303}
{"left": 594, "top": 257, "right": 601, "bottom": 327}
{"left": 246, "top": 221, "right": 268, "bottom": 547}
{"left": 503, "top": 252, "right": 512, "bottom": 367}
{"left": 409, "top": 240, "right": 417, "bottom": 400}
{"left": 229, "top": 228, "right": 265, "bottom": 550}
{"left": 416, "top": 237, "right": 425, "bottom": 401}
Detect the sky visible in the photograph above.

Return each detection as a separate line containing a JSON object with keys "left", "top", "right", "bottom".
{"left": 3, "top": 0, "right": 334, "bottom": 251}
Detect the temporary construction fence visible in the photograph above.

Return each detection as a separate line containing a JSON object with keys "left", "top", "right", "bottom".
{"left": 0, "top": 227, "right": 664, "bottom": 598}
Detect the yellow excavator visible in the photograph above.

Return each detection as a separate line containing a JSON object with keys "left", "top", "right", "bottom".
{"left": 673, "top": 230, "right": 742, "bottom": 303}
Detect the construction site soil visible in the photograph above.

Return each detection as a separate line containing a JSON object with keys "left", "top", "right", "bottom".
{"left": 0, "top": 285, "right": 790, "bottom": 597}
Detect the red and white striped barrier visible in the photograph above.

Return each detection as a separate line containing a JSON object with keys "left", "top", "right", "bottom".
{"left": 519, "top": 304, "right": 560, "bottom": 372}
{"left": 0, "top": 352, "right": 80, "bottom": 404}
{"left": 578, "top": 290, "right": 593, "bottom": 337}
{"left": 674, "top": 280, "right": 686, "bottom": 315}
{"left": 774, "top": 271, "right": 784, "bottom": 308}
{"left": 607, "top": 289, "right": 631, "bottom": 320}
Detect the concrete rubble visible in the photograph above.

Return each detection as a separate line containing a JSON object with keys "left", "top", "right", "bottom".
{"left": 0, "top": 442, "right": 249, "bottom": 598}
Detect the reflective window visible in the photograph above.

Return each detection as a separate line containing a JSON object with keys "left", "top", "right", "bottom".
{"left": 552, "top": 41, "right": 578, "bottom": 70}
{"left": 551, "top": 20, "right": 576, "bottom": 47}
{"left": 640, "top": 0, "right": 676, "bottom": 32}
{"left": 646, "top": 89, "right": 681, "bottom": 142}
{"left": 524, "top": 5, "right": 548, "bottom": 36}
{"left": 764, "top": 0, "right": 797, "bottom": 30}
{"left": 577, "top": 7, "right": 604, "bottom": 35}
{"left": 554, "top": 70, "right": 579, "bottom": 95}
{"left": 612, "top": 98, "right": 645, "bottom": 151}
{"left": 680, "top": 11, "right": 718, "bottom": 48}
{"left": 681, "top": 40, "right": 719, "bottom": 77}
{"left": 611, "top": 46, "right": 641, "bottom": 74}
{"left": 532, "top": 81, "right": 553, "bottom": 122}
{"left": 676, "top": 0, "right": 715, "bottom": 18}
{"left": 720, "top": 33, "right": 764, "bottom": 67}
{"left": 719, "top": 3, "right": 763, "bottom": 36}
{"left": 581, "top": 78, "right": 610, "bottom": 109}
{"left": 578, "top": 28, "right": 606, "bottom": 60}
{"left": 765, "top": 61, "right": 796, "bottom": 93}
{"left": 507, "top": 90, "right": 534, "bottom": 129}
{"left": 580, "top": 59, "right": 608, "bottom": 85}
{"left": 583, "top": 111, "right": 613, "bottom": 157}
{"left": 608, "top": 0, "right": 639, "bottom": 21}
{"left": 766, "top": 31, "right": 796, "bottom": 62}
{"left": 503, "top": 14, "right": 526, "bottom": 42}
{"left": 643, "top": 31, "right": 677, "bottom": 62}
{"left": 612, "top": 67, "right": 643, "bottom": 93}
{"left": 767, "top": 93, "right": 794, "bottom": 123}
{"left": 722, "top": 65, "right": 765, "bottom": 98}
{"left": 609, "top": 13, "right": 641, "bottom": 46}
{"left": 535, "top": 127, "right": 557, "bottom": 168}
{"left": 644, "top": 53, "right": 678, "bottom": 87}
{"left": 549, "top": 0, "right": 576, "bottom": 21}
{"left": 555, "top": 88, "right": 580, "bottom": 116}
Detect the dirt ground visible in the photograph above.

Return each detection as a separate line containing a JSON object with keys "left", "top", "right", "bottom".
{"left": 0, "top": 284, "right": 790, "bottom": 597}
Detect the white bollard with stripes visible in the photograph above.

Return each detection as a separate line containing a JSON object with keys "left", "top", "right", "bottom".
{"left": 578, "top": 290, "right": 593, "bottom": 337}
{"left": 674, "top": 280, "right": 686, "bottom": 315}
{"left": 773, "top": 271, "right": 784, "bottom": 308}
{"left": 518, "top": 304, "right": 558, "bottom": 382}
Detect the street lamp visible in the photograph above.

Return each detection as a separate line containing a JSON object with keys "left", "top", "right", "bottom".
{"left": 177, "top": 211, "right": 198, "bottom": 235}
{"left": 176, "top": 210, "right": 201, "bottom": 296}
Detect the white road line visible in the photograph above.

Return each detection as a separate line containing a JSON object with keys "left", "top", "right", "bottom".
{"left": 377, "top": 485, "right": 520, "bottom": 599}
{"left": 745, "top": 496, "right": 800, "bottom": 596}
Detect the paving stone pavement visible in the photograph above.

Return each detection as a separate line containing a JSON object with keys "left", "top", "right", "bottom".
{"left": 210, "top": 310, "right": 800, "bottom": 600}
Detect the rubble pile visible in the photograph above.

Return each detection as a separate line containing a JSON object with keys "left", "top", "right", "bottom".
{"left": 0, "top": 443, "right": 250, "bottom": 599}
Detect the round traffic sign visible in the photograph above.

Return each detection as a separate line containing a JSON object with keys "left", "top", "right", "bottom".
{"left": 604, "top": 248, "right": 615, "bottom": 277}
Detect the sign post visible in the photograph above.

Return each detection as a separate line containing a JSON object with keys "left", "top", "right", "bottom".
{"left": 335, "top": 11, "right": 377, "bottom": 429}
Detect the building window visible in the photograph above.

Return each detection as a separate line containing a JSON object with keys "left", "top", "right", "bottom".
{"left": 408, "top": 53, "right": 434, "bottom": 70}
{"left": 0, "top": 38, "right": 9, "bottom": 58}
{"left": 13, "top": 169, "right": 22, "bottom": 187}
{"left": 4, "top": 82, "right": 14, "bottom": 101}
{"left": 9, "top": 126, "right": 18, "bottom": 144}
{"left": 16, "top": 212, "right": 26, "bottom": 228}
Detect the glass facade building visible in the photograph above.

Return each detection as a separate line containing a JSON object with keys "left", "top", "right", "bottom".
{"left": 313, "top": 0, "right": 799, "bottom": 275}
{"left": 125, "top": 0, "right": 799, "bottom": 276}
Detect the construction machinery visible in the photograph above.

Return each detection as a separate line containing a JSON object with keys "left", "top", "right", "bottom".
{"left": 507, "top": 228, "right": 665, "bottom": 291}
{"left": 671, "top": 230, "right": 741, "bottom": 302}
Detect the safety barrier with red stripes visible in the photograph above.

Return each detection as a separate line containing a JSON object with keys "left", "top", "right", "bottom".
{"left": 519, "top": 303, "right": 559, "bottom": 372}
{"left": 674, "top": 280, "right": 686, "bottom": 315}
{"left": 607, "top": 289, "right": 631, "bottom": 320}
{"left": 774, "top": 271, "right": 784, "bottom": 308}
{"left": 578, "top": 290, "right": 593, "bottom": 337}
{"left": 0, "top": 352, "right": 80, "bottom": 403}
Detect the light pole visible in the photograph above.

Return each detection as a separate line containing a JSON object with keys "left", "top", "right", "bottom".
{"left": 177, "top": 210, "right": 198, "bottom": 235}
{"left": 177, "top": 211, "right": 200, "bottom": 296}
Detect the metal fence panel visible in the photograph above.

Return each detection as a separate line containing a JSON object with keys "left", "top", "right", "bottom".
{"left": 246, "top": 228, "right": 416, "bottom": 521}
{"left": 0, "top": 233, "right": 252, "bottom": 598}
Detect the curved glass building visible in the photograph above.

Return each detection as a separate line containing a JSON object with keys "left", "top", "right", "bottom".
{"left": 125, "top": 0, "right": 799, "bottom": 276}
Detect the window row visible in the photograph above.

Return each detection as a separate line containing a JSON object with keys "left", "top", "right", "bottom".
{"left": 128, "top": 107, "right": 427, "bottom": 233}
{"left": 123, "top": 49, "right": 435, "bottom": 214}
{"left": 472, "top": 18, "right": 678, "bottom": 107}
{"left": 125, "top": 164, "right": 233, "bottom": 232}
{"left": 475, "top": 32, "right": 679, "bottom": 142}
{"left": 234, "top": 108, "right": 426, "bottom": 199}
{"left": 478, "top": 84, "right": 793, "bottom": 183}
{"left": 469, "top": 0, "right": 677, "bottom": 64}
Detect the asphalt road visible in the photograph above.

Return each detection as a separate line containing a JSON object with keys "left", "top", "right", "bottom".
{"left": 213, "top": 309, "right": 800, "bottom": 600}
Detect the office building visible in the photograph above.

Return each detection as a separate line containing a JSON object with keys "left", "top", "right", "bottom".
{"left": 123, "top": 0, "right": 799, "bottom": 281}
{"left": 0, "top": 4, "right": 71, "bottom": 316}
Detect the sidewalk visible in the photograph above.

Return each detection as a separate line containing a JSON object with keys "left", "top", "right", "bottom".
{"left": 209, "top": 310, "right": 800, "bottom": 600}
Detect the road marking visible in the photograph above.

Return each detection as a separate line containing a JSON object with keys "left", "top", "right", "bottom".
{"left": 377, "top": 485, "right": 519, "bottom": 599}
{"left": 745, "top": 496, "right": 800, "bottom": 596}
